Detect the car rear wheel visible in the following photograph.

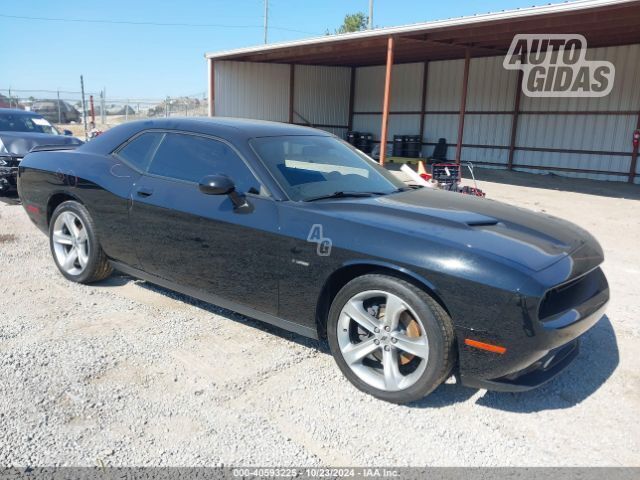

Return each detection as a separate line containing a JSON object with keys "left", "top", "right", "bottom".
{"left": 49, "top": 201, "right": 112, "bottom": 283}
{"left": 327, "top": 274, "right": 455, "bottom": 404}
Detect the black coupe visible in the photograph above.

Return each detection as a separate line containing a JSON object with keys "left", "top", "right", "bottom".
{"left": 0, "top": 108, "right": 82, "bottom": 193}
{"left": 17, "top": 118, "right": 609, "bottom": 403}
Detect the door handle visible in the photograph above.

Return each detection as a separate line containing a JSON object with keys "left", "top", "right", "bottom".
{"left": 136, "top": 187, "right": 153, "bottom": 197}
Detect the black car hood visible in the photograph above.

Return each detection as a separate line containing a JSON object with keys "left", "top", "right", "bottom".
{"left": 0, "top": 131, "right": 82, "bottom": 157}
{"left": 310, "top": 187, "right": 599, "bottom": 272}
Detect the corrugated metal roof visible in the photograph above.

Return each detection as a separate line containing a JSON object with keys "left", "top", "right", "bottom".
{"left": 205, "top": 0, "right": 638, "bottom": 61}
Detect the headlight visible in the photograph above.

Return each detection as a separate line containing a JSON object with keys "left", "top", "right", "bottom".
{"left": 0, "top": 139, "right": 11, "bottom": 165}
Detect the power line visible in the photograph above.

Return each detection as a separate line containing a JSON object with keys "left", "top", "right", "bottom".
{"left": 0, "top": 13, "right": 320, "bottom": 35}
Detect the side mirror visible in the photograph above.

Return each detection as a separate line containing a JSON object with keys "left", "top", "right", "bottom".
{"left": 198, "top": 174, "right": 253, "bottom": 212}
{"left": 63, "top": 129, "right": 73, "bottom": 136}
{"left": 199, "top": 174, "right": 235, "bottom": 195}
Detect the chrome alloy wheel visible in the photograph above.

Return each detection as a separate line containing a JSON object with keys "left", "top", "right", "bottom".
{"left": 52, "top": 211, "right": 89, "bottom": 276}
{"left": 337, "top": 290, "right": 429, "bottom": 392}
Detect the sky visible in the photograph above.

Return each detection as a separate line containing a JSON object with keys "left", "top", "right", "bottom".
{"left": 2, "top": 0, "right": 544, "bottom": 101}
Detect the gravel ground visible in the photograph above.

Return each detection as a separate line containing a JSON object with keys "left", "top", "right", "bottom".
{"left": 0, "top": 170, "right": 639, "bottom": 467}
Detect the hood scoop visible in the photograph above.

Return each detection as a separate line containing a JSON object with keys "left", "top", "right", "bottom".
{"left": 466, "top": 219, "right": 500, "bottom": 227}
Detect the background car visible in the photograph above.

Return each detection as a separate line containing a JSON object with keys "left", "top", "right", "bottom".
{"left": 17, "top": 118, "right": 609, "bottom": 403}
{"left": 31, "top": 99, "right": 81, "bottom": 124}
{"left": 0, "top": 108, "right": 83, "bottom": 193}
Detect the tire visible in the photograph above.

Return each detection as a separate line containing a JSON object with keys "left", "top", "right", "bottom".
{"left": 49, "top": 200, "right": 112, "bottom": 283}
{"left": 327, "top": 273, "right": 455, "bottom": 404}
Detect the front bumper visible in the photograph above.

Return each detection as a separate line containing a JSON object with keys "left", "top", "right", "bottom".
{"left": 0, "top": 166, "right": 18, "bottom": 191}
{"left": 457, "top": 265, "right": 609, "bottom": 392}
{"left": 460, "top": 339, "right": 580, "bottom": 392}
{"left": 0, "top": 156, "right": 21, "bottom": 191}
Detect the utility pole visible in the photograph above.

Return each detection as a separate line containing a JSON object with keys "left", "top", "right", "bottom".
{"left": 56, "top": 90, "right": 61, "bottom": 123}
{"left": 80, "top": 75, "right": 88, "bottom": 141}
{"left": 368, "top": 0, "right": 374, "bottom": 29}
{"left": 263, "top": 0, "right": 268, "bottom": 44}
{"left": 89, "top": 95, "right": 95, "bottom": 125}
{"left": 100, "top": 88, "right": 106, "bottom": 125}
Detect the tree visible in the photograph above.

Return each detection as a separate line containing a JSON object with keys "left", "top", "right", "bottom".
{"left": 334, "top": 12, "right": 368, "bottom": 34}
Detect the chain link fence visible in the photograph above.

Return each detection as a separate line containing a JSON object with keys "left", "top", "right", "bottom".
{"left": 1, "top": 88, "right": 208, "bottom": 135}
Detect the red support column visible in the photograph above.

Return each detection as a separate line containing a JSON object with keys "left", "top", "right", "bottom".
{"left": 379, "top": 36, "right": 395, "bottom": 166}
{"left": 418, "top": 61, "right": 429, "bottom": 142}
{"left": 508, "top": 54, "right": 525, "bottom": 170}
{"left": 455, "top": 48, "right": 471, "bottom": 164}
{"left": 347, "top": 67, "right": 356, "bottom": 131}
{"left": 629, "top": 112, "right": 640, "bottom": 183}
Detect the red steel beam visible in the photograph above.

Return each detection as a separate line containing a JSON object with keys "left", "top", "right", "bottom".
{"left": 379, "top": 36, "right": 395, "bottom": 166}
{"left": 347, "top": 67, "right": 356, "bottom": 131}
{"left": 354, "top": 110, "right": 639, "bottom": 116}
{"left": 467, "top": 161, "right": 629, "bottom": 177}
{"left": 507, "top": 54, "right": 524, "bottom": 170}
{"left": 629, "top": 112, "right": 640, "bottom": 183}
{"left": 418, "top": 61, "right": 429, "bottom": 142}
{"left": 455, "top": 48, "right": 471, "bottom": 163}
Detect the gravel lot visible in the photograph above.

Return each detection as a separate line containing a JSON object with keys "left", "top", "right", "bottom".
{"left": 1, "top": 169, "right": 639, "bottom": 467}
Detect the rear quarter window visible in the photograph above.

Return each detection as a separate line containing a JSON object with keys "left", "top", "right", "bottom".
{"left": 115, "top": 132, "right": 164, "bottom": 172}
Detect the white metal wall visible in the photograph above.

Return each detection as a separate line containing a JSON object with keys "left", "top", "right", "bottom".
{"left": 214, "top": 61, "right": 351, "bottom": 136}
{"left": 515, "top": 44, "right": 640, "bottom": 181}
{"left": 352, "top": 45, "right": 638, "bottom": 181}
{"left": 458, "top": 56, "right": 518, "bottom": 167}
{"left": 214, "top": 61, "right": 289, "bottom": 122}
{"left": 213, "top": 44, "right": 640, "bottom": 182}
{"left": 422, "top": 59, "right": 465, "bottom": 157}
{"left": 293, "top": 64, "right": 351, "bottom": 137}
{"left": 353, "top": 63, "right": 423, "bottom": 144}
{"left": 423, "top": 57, "right": 516, "bottom": 162}
{"left": 354, "top": 63, "right": 424, "bottom": 111}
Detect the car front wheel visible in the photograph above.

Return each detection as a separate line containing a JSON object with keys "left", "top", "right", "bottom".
{"left": 49, "top": 200, "right": 112, "bottom": 283}
{"left": 327, "top": 274, "right": 455, "bottom": 404}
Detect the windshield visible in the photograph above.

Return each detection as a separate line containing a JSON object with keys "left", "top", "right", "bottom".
{"left": 0, "top": 113, "right": 60, "bottom": 135}
{"left": 250, "top": 135, "right": 405, "bottom": 201}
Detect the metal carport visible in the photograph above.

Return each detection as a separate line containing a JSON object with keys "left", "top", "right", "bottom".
{"left": 205, "top": 0, "right": 640, "bottom": 183}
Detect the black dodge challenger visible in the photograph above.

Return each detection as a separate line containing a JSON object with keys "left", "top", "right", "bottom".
{"left": 17, "top": 117, "right": 609, "bottom": 403}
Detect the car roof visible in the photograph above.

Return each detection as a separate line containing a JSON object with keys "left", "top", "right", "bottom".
{"left": 136, "top": 117, "right": 329, "bottom": 137}
{"left": 0, "top": 108, "right": 42, "bottom": 117}
{"left": 80, "top": 116, "right": 334, "bottom": 154}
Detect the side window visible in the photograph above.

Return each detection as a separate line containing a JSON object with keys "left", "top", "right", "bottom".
{"left": 116, "top": 132, "right": 164, "bottom": 172}
{"left": 148, "top": 133, "right": 262, "bottom": 194}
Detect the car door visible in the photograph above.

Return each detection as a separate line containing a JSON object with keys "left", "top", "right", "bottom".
{"left": 128, "top": 131, "right": 282, "bottom": 316}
